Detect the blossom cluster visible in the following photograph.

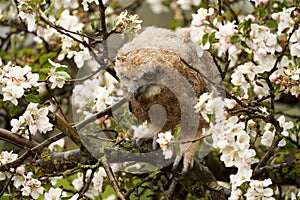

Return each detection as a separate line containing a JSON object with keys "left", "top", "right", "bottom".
{"left": 0, "top": 150, "right": 116, "bottom": 199}
{"left": 191, "top": 7, "right": 300, "bottom": 100}
{"left": 113, "top": 10, "right": 143, "bottom": 33}
{"left": 0, "top": 151, "right": 18, "bottom": 181}
{"left": 73, "top": 72, "right": 119, "bottom": 119}
{"left": 156, "top": 131, "right": 174, "bottom": 159}
{"left": 194, "top": 93, "right": 277, "bottom": 199}
{"left": 48, "top": 59, "right": 71, "bottom": 89}
{"left": 10, "top": 103, "right": 53, "bottom": 137}
{"left": 0, "top": 61, "right": 39, "bottom": 105}
{"left": 71, "top": 164, "right": 119, "bottom": 199}
{"left": 131, "top": 121, "right": 174, "bottom": 159}
{"left": 0, "top": 151, "right": 44, "bottom": 199}
{"left": 38, "top": 9, "right": 92, "bottom": 68}
{"left": 231, "top": 62, "right": 269, "bottom": 99}
{"left": 16, "top": 0, "right": 95, "bottom": 69}
{"left": 273, "top": 65, "right": 300, "bottom": 98}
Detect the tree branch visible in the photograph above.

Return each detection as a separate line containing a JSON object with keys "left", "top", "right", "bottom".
{"left": 0, "top": 128, "right": 38, "bottom": 149}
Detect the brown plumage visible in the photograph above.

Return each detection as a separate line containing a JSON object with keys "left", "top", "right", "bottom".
{"left": 115, "top": 27, "right": 217, "bottom": 173}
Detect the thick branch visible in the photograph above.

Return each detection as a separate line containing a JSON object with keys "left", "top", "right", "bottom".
{"left": 0, "top": 128, "right": 38, "bottom": 149}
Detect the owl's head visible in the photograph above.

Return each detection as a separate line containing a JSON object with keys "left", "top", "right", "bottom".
{"left": 115, "top": 47, "right": 185, "bottom": 101}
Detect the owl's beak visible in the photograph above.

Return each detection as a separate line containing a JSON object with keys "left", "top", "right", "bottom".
{"left": 133, "top": 85, "right": 147, "bottom": 100}
{"left": 128, "top": 82, "right": 147, "bottom": 100}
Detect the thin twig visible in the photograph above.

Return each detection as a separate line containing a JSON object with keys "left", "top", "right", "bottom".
{"left": 102, "top": 159, "right": 125, "bottom": 200}
{"left": 124, "top": 175, "right": 152, "bottom": 198}
{"left": 165, "top": 177, "right": 178, "bottom": 199}
{"left": 255, "top": 160, "right": 300, "bottom": 175}
{"left": 0, "top": 169, "right": 15, "bottom": 197}
{"left": 80, "top": 168, "right": 97, "bottom": 195}
{"left": 173, "top": 134, "right": 211, "bottom": 144}
{"left": 98, "top": 0, "right": 108, "bottom": 40}
{"left": 268, "top": 27, "right": 296, "bottom": 75}
{"left": 65, "top": 67, "right": 103, "bottom": 84}
{"left": 75, "top": 97, "right": 127, "bottom": 131}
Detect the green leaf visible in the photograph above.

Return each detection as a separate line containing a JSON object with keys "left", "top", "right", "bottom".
{"left": 244, "top": 19, "right": 252, "bottom": 31}
{"left": 257, "top": 8, "right": 266, "bottom": 19}
{"left": 230, "top": 35, "right": 239, "bottom": 43}
{"left": 241, "top": 41, "right": 250, "bottom": 49}
{"left": 169, "top": 19, "right": 180, "bottom": 30}
{"left": 209, "top": 31, "right": 216, "bottom": 43}
{"left": 202, "top": 33, "right": 209, "bottom": 45}
{"left": 55, "top": 66, "right": 68, "bottom": 72}
{"left": 25, "top": 94, "right": 41, "bottom": 103}
{"left": 39, "top": 52, "right": 57, "bottom": 65}
{"left": 238, "top": 19, "right": 252, "bottom": 31}
{"left": 266, "top": 20, "right": 278, "bottom": 29}
{"left": 9, "top": 105, "right": 20, "bottom": 117}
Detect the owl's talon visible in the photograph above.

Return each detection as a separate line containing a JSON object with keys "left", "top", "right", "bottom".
{"left": 134, "top": 138, "right": 144, "bottom": 147}
{"left": 152, "top": 135, "right": 158, "bottom": 150}
{"left": 172, "top": 150, "right": 195, "bottom": 175}
{"left": 172, "top": 153, "right": 183, "bottom": 172}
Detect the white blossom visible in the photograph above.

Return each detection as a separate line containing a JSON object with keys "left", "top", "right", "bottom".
{"left": 21, "top": 172, "right": 44, "bottom": 199}
{"left": 12, "top": 165, "right": 26, "bottom": 188}
{"left": 191, "top": 8, "right": 214, "bottom": 26}
{"left": 44, "top": 187, "right": 62, "bottom": 200}
{"left": 92, "top": 167, "right": 107, "bottom": 192}
{"left": 215, "top": 21, "right": 238, "bottom": 56}
{"left": 0, "top": 63, "right": 39, "bottom": 105}
{"left": 94, "top": 86, "right": 115, "bottom": 112}
{"left": 278, "top": 139, "right": 286, "bottom": 147}
{"left": 156, "top": 131, "right": 173, "bottom": 147}
{"left": 113, "top": 10, "right": 143, "bottom": 33}
{"left": 48, "top": 59, "right": 70, "bottom": 89}
{"left": 18, "top": 11, "right": 36, "bottom": 32}
{"left": 272, "top": 7, "right": 295, "bottom": 35}
{"left": 131, "top": 121, "right": 153, "bottom": 140}
{"left": 277, "top": 115, "right": 294, "bottom": 137}
{"left": 11, "top": 103, "right": 53, "bottom": 136}
{"left": 72, "top": 48, "right": 92, "bottom": 68}
{"left": 244, "top": 178, "right": 275, "bottom": 200}
{"left": 230, "top": 166, "right": 252, "bottom": 187}
{"left": 0, "top": 154, "right": 17, "bottom": 181}
{"left": 261, "top": 123, "right": 275, "bottom": 147}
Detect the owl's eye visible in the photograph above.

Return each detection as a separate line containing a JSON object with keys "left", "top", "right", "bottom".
{"left": 143, "top": 72, "right": 156, "bottom": 80}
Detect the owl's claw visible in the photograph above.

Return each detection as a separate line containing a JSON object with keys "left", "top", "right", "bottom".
{"left": 172, "top": 153, "right": 183, "bottom": 172}
{"left": 133, "top": 136, "right": 158, "bottom": 151}
{"left": 152, "top": 134, "right": 158, "bottom": 150}
{"left": 134, "top": 138, "right": 144, "bottom": 147}
{"left": 172, "top": 150, "right": 195, "bottom": 175}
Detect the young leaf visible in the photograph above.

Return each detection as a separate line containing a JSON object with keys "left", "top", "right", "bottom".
{"left": 25, "top": 94, "right": 41, "bottom": 103}
{"left": 266, "top": 20, "right": 278, "bottom": 29}
{"left": 10, "top": 106, "right": 20, "bottom": 117}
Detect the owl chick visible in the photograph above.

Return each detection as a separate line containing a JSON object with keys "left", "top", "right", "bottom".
{"left": 115, "top": 27, "right": 217, "bottom": 173}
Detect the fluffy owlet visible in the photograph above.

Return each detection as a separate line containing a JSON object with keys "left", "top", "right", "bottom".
{"left": 115, "top": 27, "right": 218, "bottom": 173}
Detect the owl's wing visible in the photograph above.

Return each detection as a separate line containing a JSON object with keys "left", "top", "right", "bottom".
{"left": 175, "top": 28, "right": 224, "bottom": 97}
